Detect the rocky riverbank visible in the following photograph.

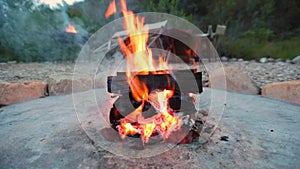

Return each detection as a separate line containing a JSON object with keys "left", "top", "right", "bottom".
{"left": 0, "top": 60, "right": 299, "bottom": 106}
{"left": 222, "top": 60, "right": 299, "bottom": 89}
{"left": 1, "top": 60, "right": 299, "bottom": 89}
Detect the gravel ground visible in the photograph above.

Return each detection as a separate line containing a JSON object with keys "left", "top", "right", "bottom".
{"left": 0, "top": 62, "right": 74, "bottom": 83}
{"left": 0, "top": 61, "right": 299, "bottom": 89}
{"left": 222, "top": 61, "right": 300, "bottom": 89}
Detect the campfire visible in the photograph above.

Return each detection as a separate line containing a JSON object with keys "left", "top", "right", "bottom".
{"left": 101, "top": 0, "right": 203, "bottom": 146}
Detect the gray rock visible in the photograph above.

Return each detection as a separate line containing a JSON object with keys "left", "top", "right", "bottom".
{"left": 292, "top": 55, "right": 300, "bottom": 64}
{"left": 229, "top": 58, "right": 237, "bottom": 62}
{"left": 259, "top": 57, "right": 267, "bottom": 63}
{"left": 285, "top": 59, "right": 292, "bottom": 63}
{"left": 0, "top": 88, "right": 299, "bottom": 168}
{"left": 238, "top": 58, "right": 244, "bottom": 62}
{"left": 267, "top": 58, "right": 274, "bottom": 62}
{"left": 7, "top": 61, "right": 17, "bottom": 64}
{"left": 221, "top": 56, "right": 228, "bottom": 62}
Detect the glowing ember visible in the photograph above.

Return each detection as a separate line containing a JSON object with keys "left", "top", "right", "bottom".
{"left": 65, "top": 23, "right": 78, "bottom": 34}
{"left": 117, "top": 89, "right": 183, "bottom": 144}
{"left": 106, "top": 0, "right": 182, "bottom": 144}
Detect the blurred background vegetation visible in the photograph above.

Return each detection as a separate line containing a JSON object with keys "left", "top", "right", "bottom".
{"left": 0, "top": 0, "right": 299, "bottom": 62}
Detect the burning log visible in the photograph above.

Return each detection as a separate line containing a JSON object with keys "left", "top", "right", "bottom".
{"left": 108, "top": 69, "right": 202, "bottom": 95}
{"left": 106, "top": 69, "right": 202, "bottom": 145}
{"left": 101, "top": 0, "right": 204, "bottom": 146}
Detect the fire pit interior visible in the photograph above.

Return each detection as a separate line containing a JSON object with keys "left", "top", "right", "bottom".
{"left": 106, "top": 68, "right": 203, "bottom": 145}
{"left": 99, "top": 0, "right": 204, "bottom": 146}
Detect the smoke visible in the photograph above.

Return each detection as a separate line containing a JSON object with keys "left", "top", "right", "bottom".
{"left": 33, "top": 0, "right": 85, "bottom": 9}
{"left": 0, "top": 0, "right": 89, "bottom": 62}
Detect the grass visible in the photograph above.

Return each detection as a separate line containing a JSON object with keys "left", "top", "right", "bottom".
{"left": 223, "top": 37, "right": 300, "bottom": 60}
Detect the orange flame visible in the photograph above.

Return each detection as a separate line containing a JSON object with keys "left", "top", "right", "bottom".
{"left": 65, "top": 23, "right": 78, "bottom": 34}
{"left": 105, "top": 0, "right": 116, "bottom": 18}
{"left": 140, "top": 122, "right": 156, "bottom": 143}
{"left": 117, "top": 122, "right": 138, "bottom": 139}
{"left": 106, "top": 0, "right": 182, "bottom": 144}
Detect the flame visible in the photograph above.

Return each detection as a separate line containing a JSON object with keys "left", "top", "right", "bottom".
{"left": 155, "top": 90, "right": 182, "bottom": 140}
{"left": 140, "top": 122, "right": 156, "bottom": 143}
{"left": 116, "top": 1, "right": 170, "bottom": 102}
{"left": 106, "top": 0, "right": 182, "bottom": 144}
{"left": 116, "top": 89, "right": 183, "bottom": 144}
{"left": 65, "top": 23, "right": 78, "bottom": 34}
{"left": 105, "top": 0, "right": 116, "bottom": 18}
{"left": 117, "top": 122, "right": 138, "bottom": 139}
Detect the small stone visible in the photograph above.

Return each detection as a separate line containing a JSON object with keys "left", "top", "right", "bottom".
{"left": 220, "top": 136, "right": 229, "bottom": 141}
{"left": 221, "top": 56, "right": 228, "bottom": 62}
{"left": 238, "top": 58, "right": 244, "bottom": 62}
{"left": 267, "top": 58, "right": 274, "bottom": 62}
{"left": 292, "top": 55, "right": 300, "bottom": 64}
{"left": 229, "top": 58, "right": 237, "bottom": 62}
{"left": 285, "top": 59, "right": 292, "bottom": 63}
{"left": 259, "top": 57, "right": 267, "bottom": 63}
{"left": 7, "top": 61, "right": 17, "bottom": 64}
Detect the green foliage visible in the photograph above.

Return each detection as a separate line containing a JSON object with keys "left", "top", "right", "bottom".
{"left": 0, "top": 0, "right": 299, "bottom": 62}
{"left": 224, "top": 37, "right": 300, "bottom": 60}
{"left": 241, "top": 28, "right": 274, "bottom": 41}
{"left": 204, "top": 0, "right": 275, "bottom": 38}
{"left": 136, "top": 0, "right": 192, "bottom": 21}
{"left": 0, "top": 0, "right": 85, "bottom": 62}
{"left": 203, "top": 0, "right": 300, "bottom": 59}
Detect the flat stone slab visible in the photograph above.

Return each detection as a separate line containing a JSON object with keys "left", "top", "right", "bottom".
{"left": 262, "top": 80, "right": 300, "bottom": 105}
{"left": 208, "top": 65, "right": 259, "bottom": 94}
{"left": 0, "top": 81, "right": 47, "bottom": 106}
{"left": 0, "top": 88, "right": 299, "bottom": 168}
{"left": 47, "top": 73, "right": 93, "bottom": 96}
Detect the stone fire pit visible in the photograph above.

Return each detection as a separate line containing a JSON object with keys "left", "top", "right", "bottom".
{"left": 0, "top": 88, "right": 299, "bottom": 168}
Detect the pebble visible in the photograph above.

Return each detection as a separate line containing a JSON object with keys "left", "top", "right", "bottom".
{"left": 285, "top": 59, "right": 292, "bottom": 63}
{"left": 0, "top": 63, "right": 74, "bottom": 83}
{"left": 221, "top": 56, "right": 228, "bottom": 62}
{"left": 259, "top": 57, "right": 267, "bottom": 63}
{"left": 202, "top": 59, "right": 299, "bottom": 90}
{"left": 267, "top": 58, "right": 274, "bottom": 62}
{"left": 292, "top": 55, "right": 300, "bottom": 64}
{"left": 220, "top": 136, "right": 229, "bottom": 141}
{"left": 229, "top": 58, "right": 237, "bottom": 62}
